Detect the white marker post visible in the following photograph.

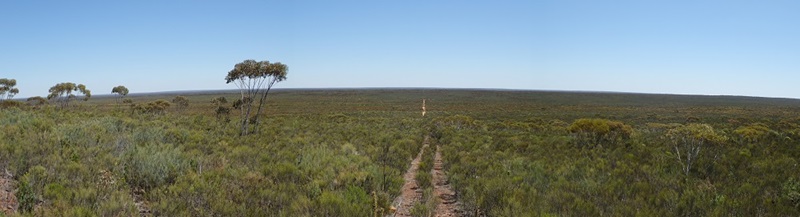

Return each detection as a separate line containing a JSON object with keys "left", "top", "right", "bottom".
{"left": 422, "top": 99, "right": 426, "bottom": 117}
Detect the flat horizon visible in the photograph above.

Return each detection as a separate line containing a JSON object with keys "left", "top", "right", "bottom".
{"left": 38, "top": 87, "right": 800, "bottom": 102}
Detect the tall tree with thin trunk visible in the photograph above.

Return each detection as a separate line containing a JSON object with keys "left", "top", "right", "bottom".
{"left": 0, "top": 78, "right": 19, "bottom": 100}
{"left": 47, "top": 82, "right": 91, "bottom": 108}
{"left": 253, "top": 62, "right": 287, "bottom": 132}
{"left": 111, "top": 85, "right": 129, "bottom": 104}
{"left": 225, "top": 59, "right": 288, "bottom": 135}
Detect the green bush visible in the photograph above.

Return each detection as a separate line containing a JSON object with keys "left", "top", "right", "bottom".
{"left": 568, "top": 118, "right": 632, "bottom": 149}
{"left": 733, "top": 123, "right": 774, "bottom": 143}
{"left": 783, "top": 178, "right": 800, "bottom": 208}
{"left": 410, "top": 201, "right": 431, "bottom": 217}
{"left": 17, "top": 180, "right": 36, "bottom": 213}
{"left": 122, "top": 143, "right": 189, "bottom": 189}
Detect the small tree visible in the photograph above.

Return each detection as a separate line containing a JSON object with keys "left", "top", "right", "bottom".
{"left": 666, "top": 123, "right": 727, "bottom": 177}
{"left": 225, "top": 59, "right": 288, "bottom": 135}
{"left": 0, "top": 78, "right": 19, "bottom": 100}
{"left": 132, "top": 99, "right": 171, "bottom": 115}
{"left": 26, "top": 96, "right": 48, "bottom": 108}
{"left": 211, "top": 96, "right": 228, "bottom": 106}
{"left": 47, "top": 82, "right": 91, "bottom": 108}
{"left": 111, "top": 85, "right": 129, "bottom": 104}
{"left": 211, "top": 97, "right": 230, "bottom": 121}
{"left": 172, "top": 96, "right": 189, "bottom": 111}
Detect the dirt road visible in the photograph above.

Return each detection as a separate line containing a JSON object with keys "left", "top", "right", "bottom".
{"left": 391, "top": 136, "right": 429, "bottom": 217}
{"left": 432, "top": 145, "right": 461, "bottom": 217}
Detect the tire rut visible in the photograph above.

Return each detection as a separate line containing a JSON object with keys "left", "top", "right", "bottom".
{"left": 391, "top": 136, "right": 429, "bottom": 217}
{"left": 432, "top": 145, "right": 462, "bottom": 217}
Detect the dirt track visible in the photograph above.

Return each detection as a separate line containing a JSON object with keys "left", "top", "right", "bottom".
{"left": 392, "top": 135, "right": 462, "bottom": 217}
{"left": 432, "top": 145, "right": 461, "bottom": 217}
{"left": 391, "top": 136, "right": 429, "bottom": 216}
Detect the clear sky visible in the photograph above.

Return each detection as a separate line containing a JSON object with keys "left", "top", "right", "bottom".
{"left": 2, "top": 0, "right": 799, "bottom": 99}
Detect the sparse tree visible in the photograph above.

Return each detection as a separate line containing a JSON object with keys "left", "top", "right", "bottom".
{"left": 172, "top": 95, "right": 189, "bottom": 111}
{"left": 225, "top": 59, "right": 288, "bottom": 135}
{"left": 667, "top": 123, "right": 727, "bottom": 177}
{"left": 0, "top": 78, "right": 19, "bottom": 100}
{"left": 111, "top": 85, "right": 129, "bottom": 104}
{"left": 47, "top": 82, "right": 91, "bottom": 108}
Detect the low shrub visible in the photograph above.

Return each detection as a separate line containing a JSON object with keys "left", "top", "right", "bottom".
{"left": 122, "top": 143, "right": 189, "bottom": 189}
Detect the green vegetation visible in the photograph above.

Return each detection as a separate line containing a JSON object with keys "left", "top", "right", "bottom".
{"left": 411, "top": 142, "right": 436, "bottom": 217}
{"left": 1, "top": 89, "right": 800, "bottom": 216}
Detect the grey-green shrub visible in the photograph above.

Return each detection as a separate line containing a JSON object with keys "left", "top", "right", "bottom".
{"left": 123, "top": 143, "right": 189, "bottom": 189}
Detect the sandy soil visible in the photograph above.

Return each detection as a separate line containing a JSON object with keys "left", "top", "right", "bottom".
{"left": 432, "top": 145, "right": 462, "bottom": 217}
{"left": 391, "top": 136, "right": 429, "bottom": 217}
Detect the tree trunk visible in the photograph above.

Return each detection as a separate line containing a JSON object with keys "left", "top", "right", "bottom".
{"left": 253, "top": 80, "right": 276, "bottom": 133}
{"left": 239, "top": 88, "right": 249, "bottom": 136}
{"left": 242, "top": 95, "right": 254, "bottom": 136}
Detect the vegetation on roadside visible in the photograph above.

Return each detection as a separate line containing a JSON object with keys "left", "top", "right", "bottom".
{"left": 2, "top": 88, "right": 800, "bottom": 216}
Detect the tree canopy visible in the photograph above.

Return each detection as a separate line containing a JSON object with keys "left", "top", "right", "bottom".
{"left": 47, "top": 82, "right": 91, "bottom": 107}
{"left": 0, "top": 78, "right": 19, "bottom": 100}
{"left": 225, "top": 59, "right": 288, "bottom": 135}
{"left": 112, "top": 85, "right": 129, "bottom": 98}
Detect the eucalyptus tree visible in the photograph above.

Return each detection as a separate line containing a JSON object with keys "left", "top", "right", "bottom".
{"left": 111, "top": 85, "right": 129, "bottom": 104}
{"left": 0, "top": 78, "right": 19, "bottom": 100}
{"left": 666, "top": 123, "right": 727, "bottom": 177}
{"left": 47, "top": 82, "right": 92, "bottom": 108}
{"left": 225, "top": 59, "right": 288, "bottom": 135}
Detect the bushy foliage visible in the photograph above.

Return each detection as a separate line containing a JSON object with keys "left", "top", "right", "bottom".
{"left": 438, "top": 114, "right": 799, "bottom": 216}
{"left": 122, "top": 144, "right": 189, "bottom": 189}
{"left": 17, "top": 178, "right": 36, "bottom": 213}
{"left": 733, "top": 123, "right": 775, "bottom": 143}
{"left": 131, "top": 99, "right": 171, "bottom": 114}
{"left": 0, "top": 100, "right": 22, "bottom": 109}
{"left": 568, "top": 118, "right": 632, "bottom": 149}
{"left": 172, "top": 95, "right": 189, "bottom": 110}
{"left": 666, "top": 123, "right": 727, "bottom": 177}
{"left": 26, "top": 96, "right": 48, "bottom": 108}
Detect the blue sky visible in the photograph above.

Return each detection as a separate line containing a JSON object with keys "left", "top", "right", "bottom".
{"left": 1, "top": 0, "right": 799, "bottom": 99}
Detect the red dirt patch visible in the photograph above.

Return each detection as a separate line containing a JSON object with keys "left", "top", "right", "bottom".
{"left": 432, "top": 145, "right": 462, "bottom": 217}
{"left": 1, "top": 174, "right": 18, "bottom": 215}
